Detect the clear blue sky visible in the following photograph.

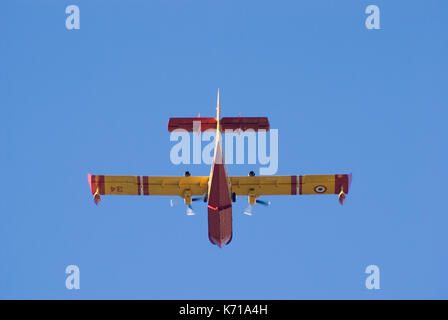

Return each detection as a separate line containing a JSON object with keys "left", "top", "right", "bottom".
{"left": 1, "top": 0, "right": 447, "bottom": 299}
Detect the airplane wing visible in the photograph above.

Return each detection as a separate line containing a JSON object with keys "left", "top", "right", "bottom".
{"left": 230, "top": 173, "right": 352, "bottom": 204}
{"left": 88, "top": 174, "right": 209, "bottom": 204}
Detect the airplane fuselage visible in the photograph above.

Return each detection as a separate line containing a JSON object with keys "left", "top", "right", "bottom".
{"left": 206, "top": 112, "right": 233, "bottom": 247}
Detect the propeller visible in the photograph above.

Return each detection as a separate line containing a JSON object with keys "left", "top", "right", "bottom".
{"left": 170, "top": 198, "right": 199, "bottom": 206}
{"left": 186, "top": 204, "right": 195, "bottom": 216}
{"left": 169, "top": 199, "right": 179, "bottom": 207}
{"left": 256, "top": 199, "right": 271, "bottom": 206}
{"left": 187, "top": 193, "right": 208, "bottom": 215}
{"left": 171, "top": 192, "right": 207, "bottom": 215}
{"left": 192, "top": 192, "right": 208, "bottom": 203}
{"left": 243, "top": 199, "right": 271, "bottom": 216}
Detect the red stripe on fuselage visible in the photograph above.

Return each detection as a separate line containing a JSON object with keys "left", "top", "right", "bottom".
{"left": 299, "top": 175, "right": 303, "bottom": 195}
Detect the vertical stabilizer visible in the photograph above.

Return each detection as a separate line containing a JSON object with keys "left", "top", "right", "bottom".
{"left": 216, "top": 89, "right": 221, "bottom": 132}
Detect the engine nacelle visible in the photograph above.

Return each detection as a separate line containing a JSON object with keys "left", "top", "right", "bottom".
{"left": 248, "top": 189, "right": 256, "bottom": 205}
{"left": 183, "top": 189, "right": 192, "bottom": 205}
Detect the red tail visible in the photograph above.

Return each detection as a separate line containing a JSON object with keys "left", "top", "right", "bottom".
{"left": 168, "top": 117, "right": 270, "bottom": 132}
{"left": 168, "top": 117, "right": 217, "bottom": 132}
{"left": 220, "top": 117, "right": 270, "bottom": 132}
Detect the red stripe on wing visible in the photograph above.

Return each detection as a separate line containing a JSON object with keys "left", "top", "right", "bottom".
{"left": 136, "top": 176, "right": 141, "bottom": 195}
{"left": 291, "top": 175, "right": 297, "bottom": 195}
{"left": 143, "top": 176, "right": 149, "bottom": 195}
{"left": 334, "top": 174, "right": 351, "bottom": 194}
{"left": 99, "top": 175, "right": 105, "bottom": 194}
{"left": 88, "top": 173, "right": 97, "bottom": 194}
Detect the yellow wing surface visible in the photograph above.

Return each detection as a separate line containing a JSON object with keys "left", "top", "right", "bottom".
{"left": 88, "top": 173, "right": 351, "bottom": 205}
{"left": 230, "top": 174, "right": 352, "bottom": 197}
{"left": 88, "top": 174, "right": 209, "bottom": 197}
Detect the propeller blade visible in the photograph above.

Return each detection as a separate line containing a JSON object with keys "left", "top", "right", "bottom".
{"left": 186, "top": 204, "right": 195, "bottom": 216}
{"left": 256, "top": 199, "right": 271, "bottom": 206}
{"left": 243, "top": 205, "right": 253, "bottom": 216}
{"left": 192, "top": 193, "right": 208, "bottom": 203}
{"left": 169, "top": 199, "right": 178, "bottom": 207}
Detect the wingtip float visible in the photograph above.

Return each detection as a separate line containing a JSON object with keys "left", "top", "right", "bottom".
{"left": 88, "top": 90, "right": 352, "bottom": 247}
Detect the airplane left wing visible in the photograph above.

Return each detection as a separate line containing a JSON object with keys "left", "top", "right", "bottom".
{"left": 230, "top": 173, "right": 352, "bottom": 204}
{"left": 88, "top": 174, "right": 209, "bottom": 205}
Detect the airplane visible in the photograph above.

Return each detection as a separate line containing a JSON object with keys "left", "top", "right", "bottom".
{"left": 88, "top": 90, "right": 352, "bottom": 247}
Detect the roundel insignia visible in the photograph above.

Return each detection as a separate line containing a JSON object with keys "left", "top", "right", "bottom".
{"left": 314, "top": 185, "right": 327, "bottom": 193}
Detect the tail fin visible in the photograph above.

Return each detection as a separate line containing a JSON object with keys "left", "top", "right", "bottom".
{"left": 216, "top": 89, "right": 221, "bottom": 132}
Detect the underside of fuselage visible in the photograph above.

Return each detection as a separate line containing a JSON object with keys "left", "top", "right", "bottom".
{"left": 207, "top": 128, "right": 233, "bottom": 247}
{"left": 207, "top": 163, "right": 232, "bottom": 247}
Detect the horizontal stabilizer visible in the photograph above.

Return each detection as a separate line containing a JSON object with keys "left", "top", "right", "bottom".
{"left": 168, "top": 117, "right": 217, "bottom": 132}
{"left": 221, "top": 117, "right": 270, "bottom": 132}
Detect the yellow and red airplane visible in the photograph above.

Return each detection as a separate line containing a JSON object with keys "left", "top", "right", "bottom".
{"left": 88, "top": 90, "right": 352, "bottom": 247}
